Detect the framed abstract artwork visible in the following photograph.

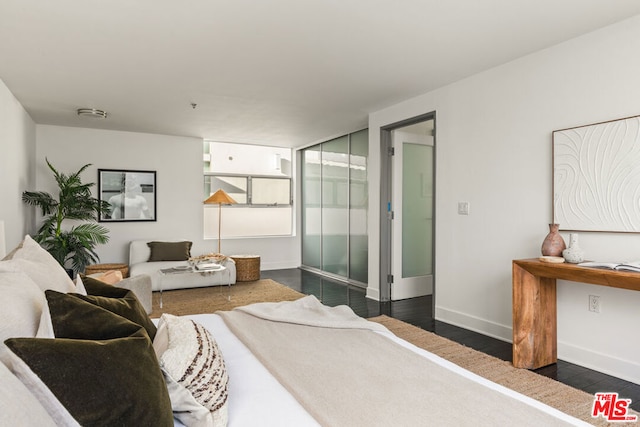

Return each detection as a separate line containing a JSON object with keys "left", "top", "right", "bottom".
{"left": 98, "top": 169, "right": 156, "bottom": 222}
{"left": 553, "top": 115, "right": 640, "bottom": 232}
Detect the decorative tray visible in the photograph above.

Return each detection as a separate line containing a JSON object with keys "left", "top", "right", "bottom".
{"left": 539, "top": 256, "right": 565, "bottom": 264}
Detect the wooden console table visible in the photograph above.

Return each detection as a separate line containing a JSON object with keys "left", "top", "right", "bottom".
{"left": 512, "top": 258, "right": 640, "bottom": 369}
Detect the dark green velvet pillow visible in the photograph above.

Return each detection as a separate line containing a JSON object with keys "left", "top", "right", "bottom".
{"left": 79, "top": 276, "right": 157, "bottom": 340}
{"left": 147, "top": 241, "right": 192, "bottom": 261}
{"left": 81, "top": 274, "right": 132, "bottom": 298}
{"left": 4, "top": 293, "right": 173, "bottom": 427}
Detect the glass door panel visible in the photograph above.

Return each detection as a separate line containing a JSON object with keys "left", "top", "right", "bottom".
{"left": 349, "top": 129, "right": 369, "bottom": 283}
{"left": 402, "top": 143, "right": 433, "bottom": 277}
{"left": 321, "top": 136, "right": 349, "bottom": 277}
{"left": 302, "top": 146, "right": 322, "bottom": 269}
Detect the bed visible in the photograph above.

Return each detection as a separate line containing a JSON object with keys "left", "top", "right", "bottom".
{"left": 0, "top": 235, "right": 593, "bottom": 426}
{"left": 166, "top": 297, "right": 592, "bottom": 427}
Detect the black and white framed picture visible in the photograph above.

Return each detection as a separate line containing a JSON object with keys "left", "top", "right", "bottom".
{"left": 98, "top": 169, "right": 156, "bottom": 222}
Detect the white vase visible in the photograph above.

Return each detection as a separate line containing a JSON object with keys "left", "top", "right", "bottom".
{"left": 562, "top": 233, "right": 584, "bottom": 264}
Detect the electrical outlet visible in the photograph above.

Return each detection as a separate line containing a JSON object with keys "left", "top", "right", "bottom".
{"left": 589, "top": 295, "right": 600, "bottom": 313}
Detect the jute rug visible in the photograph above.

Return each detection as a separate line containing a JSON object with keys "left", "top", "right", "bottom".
{"left": 150, "top": 281, "right": 636, "bottom": 426}
{"left": 149, "top": 279, "right": 305, "bottom": 318}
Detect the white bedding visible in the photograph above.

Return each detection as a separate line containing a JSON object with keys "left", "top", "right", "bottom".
{"left": 171, "top": 314, "right": 319, "bottom": 427}
{"left": 168, "top": 312, "right": 592, "bottom": 427}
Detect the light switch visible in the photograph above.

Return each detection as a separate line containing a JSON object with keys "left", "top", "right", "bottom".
{"left": 458, "top": 201, "right": 470, "bottom": 215}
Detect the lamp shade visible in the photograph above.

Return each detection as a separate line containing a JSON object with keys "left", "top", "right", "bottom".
{"left": 204, "top": 189, "right": 237, "bottom": 205}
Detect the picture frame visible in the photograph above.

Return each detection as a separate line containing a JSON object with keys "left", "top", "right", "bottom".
{"left": 98, "top": 169, "right": 156, "bottom": 222}
{"left": 553, "top": 115, "right": 640, "bottom": 233}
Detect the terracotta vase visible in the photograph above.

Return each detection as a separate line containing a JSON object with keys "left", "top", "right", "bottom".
{"left": 541, "top": 224, "right": 566, "bottom": 257}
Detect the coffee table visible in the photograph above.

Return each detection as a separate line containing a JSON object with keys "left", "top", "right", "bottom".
{"left": 158, "top": 264, "right": 230, "bottom": 308}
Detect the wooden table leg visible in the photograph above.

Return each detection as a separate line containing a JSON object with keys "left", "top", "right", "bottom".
{"left": 512, "top": 262, "right": 557, "bottom": 369}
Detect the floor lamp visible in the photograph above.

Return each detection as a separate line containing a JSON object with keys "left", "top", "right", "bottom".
{"left": 204, "top": 189, "right": 237, "bottom": 254}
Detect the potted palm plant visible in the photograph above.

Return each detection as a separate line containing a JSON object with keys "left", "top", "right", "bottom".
{"left": 22, "top": 159, "right": 111, "bottom": 276}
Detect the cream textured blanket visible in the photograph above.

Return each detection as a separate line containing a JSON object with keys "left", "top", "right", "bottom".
{"left": 218, "top": 296, "right": 588, "bottom": 427}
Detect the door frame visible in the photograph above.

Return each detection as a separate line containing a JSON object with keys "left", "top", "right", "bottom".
{"left": 379, "top": 111, "right": 436, "bottom": 303}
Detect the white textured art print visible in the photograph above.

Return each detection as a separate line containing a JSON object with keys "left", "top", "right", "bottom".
{"left": 553, "top": 116, "right": 640, "bottom": 232}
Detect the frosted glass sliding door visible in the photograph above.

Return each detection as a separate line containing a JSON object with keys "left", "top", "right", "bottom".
{"left": 301, "top": 130, "right": 369, "bottom": 286}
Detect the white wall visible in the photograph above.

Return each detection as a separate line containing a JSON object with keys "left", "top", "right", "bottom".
{"left": 0, "top": 78, "right": 36, "bottom": 251}
{"left": 35, "top": 125, "right": 300, "bottom": 270}
{"left": 368, "top": 15, "right": 640, "bottom": 383}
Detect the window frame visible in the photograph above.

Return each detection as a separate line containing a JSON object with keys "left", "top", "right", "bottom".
{"left": 204, "top": 173, "right": 292, "bottom": 207}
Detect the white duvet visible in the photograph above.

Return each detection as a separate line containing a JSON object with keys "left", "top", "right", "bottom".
{"left": 167, "top": 312, "right": 591, "bottom": 427}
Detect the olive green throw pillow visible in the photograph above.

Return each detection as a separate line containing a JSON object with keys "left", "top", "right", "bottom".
{"left": 4, "top": 293, "right": 173, "bottom": 427}
{"left": 80, "top": 274, "right": 127, "bottom": 297}
{"left": 79, "top": 276, "right": 157, "bottom": 340}
{"left": 147, "top": 241, "right": 192, "bottom": 261}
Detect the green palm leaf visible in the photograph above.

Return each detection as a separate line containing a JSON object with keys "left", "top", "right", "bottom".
{"left": 22, "top": 159, "right": 111, "bottom": 275}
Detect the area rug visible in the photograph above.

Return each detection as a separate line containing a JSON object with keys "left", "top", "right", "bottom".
{"left": 149, "top": 279, "right": 305, "bottom": 317}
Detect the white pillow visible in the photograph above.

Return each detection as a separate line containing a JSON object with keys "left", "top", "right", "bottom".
{"left": 0, "top": 360, "right": 58, "bottom": 426}
{"left": 3, "top": 235, "right": 75, "bottom": 294}
{"left": 154, "top": 314, "right": 229, "bottom": 427}
{"left": 74, "top": 275, "right": 88, "bottom": 296}
{"left": 17, "top": 261, "right": 89, "bottom": 341}
{"left": 0, "top": 268, "right": 48, "bottom": 364}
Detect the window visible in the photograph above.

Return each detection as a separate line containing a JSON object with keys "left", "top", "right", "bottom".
{"left": 204, "top": 176, "right": 248, "bottom": 203}
{"left": 203, "top": 141, "right": 293, "bottom": 238}
{"left": 203, "top": 176, "right": 291, "bottom": 206}
{"left": 251, "top": 178, "right": 290, "bottom": 205}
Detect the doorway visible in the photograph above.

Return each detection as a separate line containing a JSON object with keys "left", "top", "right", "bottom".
{"left": 380, "top": 112, "right": 435, "bottom": 302}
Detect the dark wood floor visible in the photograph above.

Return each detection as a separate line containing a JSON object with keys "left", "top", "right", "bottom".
{"left": 262, "top": 268, "right": 640, "bottom": 412}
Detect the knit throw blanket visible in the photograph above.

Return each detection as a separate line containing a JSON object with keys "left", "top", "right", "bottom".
{"left": 218, "top": 296, "right": 588, "bottom": 427}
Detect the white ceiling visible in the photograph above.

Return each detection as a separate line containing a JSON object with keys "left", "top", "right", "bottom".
{"left": 2, "top": 1, "right": 640, "bottom": 148}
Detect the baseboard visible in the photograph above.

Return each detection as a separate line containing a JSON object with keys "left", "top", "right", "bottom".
{"left": 435, "top": 306, "right": 640, "bottom": 384}
{"left": 434, "top": 306, "right": 512, "bottom": 343}
{"left": 558, "top": 341, "right": 640, "bottom": 385}
{"left": 260, "top": 261, "right": 300, "bottom": 271}
{"left": 366, "top": 286, "right": 381, "bottom": 301}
